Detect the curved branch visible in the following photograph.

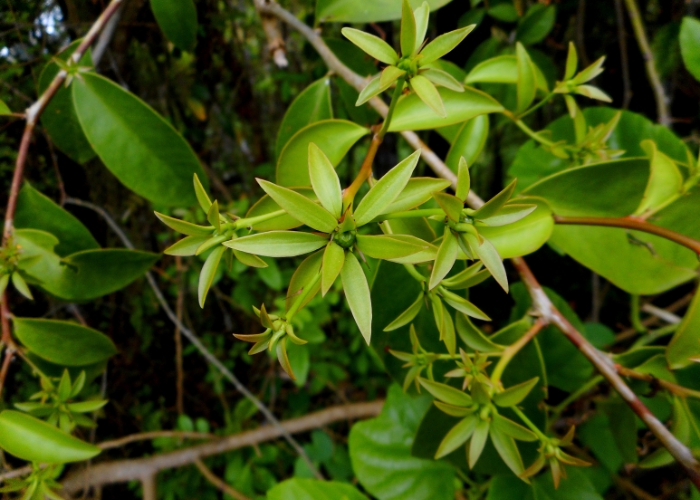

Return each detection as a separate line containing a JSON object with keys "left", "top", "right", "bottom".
{"left": 62, "top": 400, "right": 384, "bottom": 495}
{"left": 554, "top": 215, "right": 700, "bottom": 255}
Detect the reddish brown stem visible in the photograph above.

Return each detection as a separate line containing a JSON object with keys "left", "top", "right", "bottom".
{"left": 554, "top": 215, "right": 700, "bottom": 255}
{"left": 0, "top": 343, "right": 15, "bottom": 400}
{"left": 343, "top": 131, "right": 382, "bottom": 206}
{"left": 511, "top": 256, "right": 700, "bottom": 489}
{"left": 617, "top": 365, "right": 700, "bottom": 400}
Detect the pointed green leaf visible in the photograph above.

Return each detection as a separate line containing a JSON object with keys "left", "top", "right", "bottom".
{"left": 477, "top": 204, "right": 536, "bottom": 226}
{"left": 225, "top": 231, "right": 328, "bottom": 258}
{"left": 413, "top": 1, "right": 430, "bottom": 54}
{"left": 564, "top": 41, "right": 578, "bottom": 80}
{"left": 434, "top": 400, "right": 475, "bottom": 417}
{"left": 341, "top": 28, "right": 399, "bottom": 65}
{"left": 455, "top": 313, "right": 504, "bottom": 352}
{"left": 468, "top": 234, "right": 508, "bottom": 292}
{"left": 418, "top": 378, "right": 473, "bottom": 406}
{"left": 0, "top": 410, "right": 100, "bottom": 463}
{"left": 410, "top": 74, "right": 446, "bottom": 117}
{"left": 67, "top": 400, "right": 108, "bottom": 413}
{"left": 322, "top": 242, "right": 345, "bottom": 296}
{"left": 195, "top": 235, "right": 228, "bottom": 256}
{"left": 401, "top": 0, "right": 417, "bottom": 56}
{"left": 419, "top": 25, "right": 475, "bottom": 65}
{"left": 440, "top": 289, "right": 490, "bottom": 321}
{"left": 155, "top": 212, "right": 213, "bottom": 236}
{"left": 276, "top": 337, "right": 296, "bottom": 380}
{"left": 58, "top": 370, "right": 72, "bottom": 401}
{"left": 14, "top": 318, "right": 117, "bottom": 366}
{"left": 433, "top": 192, "right": 463, "bottom": 221}
{"left": 493, "top": 377, "right": 540, "bottom": 407}
{"left": 382, "top": 177, "right": 452, "bottom": 214}
{"left": 489, "top": 425, "right": 526, "bottom": 476}
{"left": 357, "top": 74, "right": 387, "bottom": 106}
{"left": 258, "top": 179, "right": 337, "bottom": 233}
{"left": 472, "top": 180, "right": 517, "bottom": 220}
{"left": 198, "top": 245, "right": 225, "bottom": 307}
{"left": 354, "top": 150, "right": 421, "bottom": 226}
{"left": 572, "top": 55, "right": 606, "bottom": 85}
{"left": 455, "top": 158, "right": 471, "bottom": 201}
{"left": 574, "top": 85, "right": 612, "bottom": 102}
{"left": 436, "top": 414, "right": 478, "bottom": 459}
{"left": 469, "top": 419, "right": 490, "bottom": 468}
{"left": 341, "top": 252, "right": 373, "bottom": 344}
{"left": 515, "top": 42, "right": 536, "bottom": 113}
{"left": 245, "top": 187, "right": 317, "bottom": 232}
{"left": 193, "top": 174, "right": 212, "bottom": 213}
{"left": 429, "top": 230, "right": 459, "bottom": 289}
{"left": 635, "top": 140, "right": 684, "bottom": 215}
{"left": 206, "top": 200, "right": 220, "bottom": 232}
{"left": 667, "top": 288, "right": 700, "bottom": 369}
{"left": 422, "top": 68, "right": 464, "bottom": 92}
{"left": 356, "top": 234, "right": 427, "bottom": 259}
{"left": 380, "top": 65, "right": 406, "bottom": 89}
{"left": 309, "top": 143, "right": 343, "bottom": 218}
{"left": 446, "top": 117, "right": 489, "bottom": 179}
{"left": 466, "top": 55, "right": 518, "bottom": 84}
{"left": 11, "top": 273, "right": 33, "bottom": 300}
{"left": 276, "top": 78, "right": 333, "bottom": 156}
{"left": 0, "top": 100, "right": 11, "bottom": 116}
{"left": 286, "top": 250, "right": 323, "bottom": 313}
{"left": 516, "top": 4, "right": 556, "bottom": 45}
{"left": 384, "top": 293, "right": 424, "bottom": 331}
{"left": 71, "top": 371, "right": 87, "bottom": 398}
{"left": 72, "top": 73, "right": 207, "bottom": 206}
{"left": 232, "top": 249, "right": 268, "bottom": 268}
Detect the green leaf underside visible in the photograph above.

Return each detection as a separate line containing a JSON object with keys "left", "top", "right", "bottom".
{"left": 341, "top": 28, "right": 398, "bottom": 65}
{"left": 0, "top": 410, "right": 100, "bottom": 463}
{"left": 356, "top": 234, "right": 426, "bottom": 259}
{"left": 198, "top": 245, "right": 225, "bottom": 307}
{"left": 225, "top": 231, "right": 328, "bottom": 258}
{"left": 430, "top": 231, "right": 459, "bottom": 289}
{"left": 72, "top": 73, "right": 207, "bottom": 206}
{"left": 14, "top": 318, "right": 117, "bottom": 366}
{"left": 286, "top": 250, "right": 323, "bottom": 313}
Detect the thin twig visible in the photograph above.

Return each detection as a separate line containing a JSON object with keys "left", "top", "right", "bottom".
{"left": 63, "top": 197, "right": 323, "bottom": 480}
{"left": 194, "top": 459, "right": 251, "bottom": 500}
{"left": 61, "top": 401, "right": 383, "bottom": 494}
{"left": 98, "top": 431, "right": 216, "bottom": 450}
{"left": 622, "top": 0, "right": 671, "bottom": 126}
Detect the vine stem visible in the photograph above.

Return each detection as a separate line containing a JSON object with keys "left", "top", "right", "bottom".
{"left": 0, "top": 0, "right": 125, "bottom": 396}
{"left": 255, "top": 0, "right": 700, "bottom": 487}
{"left": 490, "top": 319, "right": 545, "bottom": 385}
{"left": 553, "top": 215, "right": 700, "bottom": 255}
{"left": 511, "top": 406, "right": 548, "bottom": 442}
{"left": 621, "top": 0, "right": 671, "bottom": 126}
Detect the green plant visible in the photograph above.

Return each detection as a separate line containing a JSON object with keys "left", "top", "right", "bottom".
{"left": 2, "top": 0, "right": 700, "bottom": 499}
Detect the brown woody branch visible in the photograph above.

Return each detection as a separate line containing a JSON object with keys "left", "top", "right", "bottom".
{"left": 249, "top": 0, "right": 700, "bottom": 487}
{"left": 554, "top": 215, "right": 700, "bottom": 255}
{"left": 61, "top": 400, "right": 383, "bottom": 495}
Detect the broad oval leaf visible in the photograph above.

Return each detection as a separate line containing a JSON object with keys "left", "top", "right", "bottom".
{"left": 341, "top": 252, "right": 373, "bottom": 344}
{"left": 224, "top": 231, "right": 328, "bottom": 258}
{"left": 277, "top": 120, "right": 369, "bottom": 186}
{"left": 268, "top": 478, "right": 368, "bottom": 500}
{"left": 389, "top": 87, "right": 503, "bottom": 131}
{"left": 14, "top": 318, "right": 117, "bottom": 366}
{"left": 150, "top": 0, "right": 198, "bottom": 51}
{"left": 680, "top": 16, "right": 700, "bottom": 82}
{"left": 317, "top": 0, "right": 452, "bottom": 23}
{"left": 72, "top": 73, "right": 207, "bottom": 206}
{"left": 15, "top": 183, "right": 98, "bottom": 256}
{"left": 276, "top": 78, "right": 333, "bottom": 156}
{"left": 39, "top": 40, "right": 96, "bottom": 164}
{"left": 0, "top": 410, "right": 101, "bottom": 463}
{"left": 446, "top": 115, "right": 489, "bottom": 173}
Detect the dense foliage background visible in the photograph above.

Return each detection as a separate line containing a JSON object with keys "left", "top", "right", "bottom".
{"left": 1, "top": 0, "right": 700, "bottom": 499}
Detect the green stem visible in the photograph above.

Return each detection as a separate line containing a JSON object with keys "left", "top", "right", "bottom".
{"left": 378, "top": 78, "right": 405, "bottom": 140}
{"left": 516, "top": 92, "right": 555, "bottom": 120}
{"left": 374, "top": 208, "right": 445, "bottom": 222}
{"left": 550, "top": 375, "right": 604, "bottom": 421}
{"left": 286, "top": 270, "right": 322, "bottom": 321}
{"left": 630, "top": 295, "right": 646, "bottom": 334}
{"left": 491, "top": 319, "right": 545, "bottom": 385}
{"left": 403, "top": 264, "right": 427, "bottom": 282}
{"left": 513, "top": 119, "right": 556, "bottom": 147}
{"left": 234, "top": 209, "right": 287, "bottom": 230}
{"left": 632, "top": 323, "right": 679, "bottom": 348}
{"left": 511, "top": 406, "right": 548, "bottom": 442}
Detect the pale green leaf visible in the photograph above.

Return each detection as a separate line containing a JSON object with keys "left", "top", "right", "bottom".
{"left": 429, "top": 230, "right": 459, "bottom": 290}
{"left": 258, "top": 179, "right": 337, "bottom": 233}
{"left": 286, "top": 250, "right": 323, "bottom": 313}
{"left": 419, "top": 25, "right": 475, "bottom": 65}
{"left": 322, "top": 242, "right": 345, "bottom": 296}
{"left": 382, "top": 177, "right": 452, "bottom": 214}
{"left": 472, "top": 180, "right": 517, "bottom": 220}
{"left": 341, "top": 252, "right": 373, "bottom": 344}
{"left": 435, "top": 414, "right": 478, "bottom": 458}
{"left": 224, "top": 231, "right": 328, "bottom": 257}
{"left": 468, "top": 234, "right": 508, "bottom": 292}
{"left": 356, "top": 234, "right": 427, "bottom": 259}
{"left": 410, "top": 74, "right": 446, "bottom": 117}
{"left": 11, "top": 273, "right": 33, "bottom": 300}
{"left": 440, "top": 289, "right": 490, "bottom": 321}
{"left": 276, "top": 78, "right": 333, "bottom": 156}
{"left": 469, "top": 419, "right": 490, "bottom": 468}
{"left": 421, "top": 68, "right": 464, "bottom": 92}
{"left": 155, "top": 212, "right": 213, "bottom": 236}
{"left": 198, "top": 245, "right": 225, "bottom": 307}
{"left": 433, "top": 192, "right": 463, "bottom": 221}
{"left": 308, "top": 143, "right": 343, "bottom": 218}
{"left": 455, "top": 157, "right": 471, "bottom": 201}
{"left": 418, "top": 378, "right": 473, "bottom": 406}
{"left": 380, "top": 65, "right": 407, "bottom": 89}
{"left": 635, "top": 139, "right": 683, "bottom": 215}
{"left": 317, "top": 0, "right": 452, "bottom": 23}
{"left": 193, "top": 174, "right": 212, "bottom": 213}
{"left": 341, "top": 28, "right": 399, "bottom": 65}
{"left": 680, "top": 17, "right": 700, "bottom": 82}
{"left": 413, "top": 1, "right": 430, "bottom": 54}
{"left": 455, "top": 313, "right": 504, "bottom": 352}
{"left": 564, "top": 41, "right": 578, "bottom": 80}
{"left": 268, "top": 478, "right": 368, "bottom": 500}
{"left": 384, "top": 293, "right": 424, "bottom": 331}
{"left": 493, "top": 377, "right": 540, "bottom": 407}
{"left": 515, "top": 43, "right": 536, "bottom": 113}
{"left": 489, "top": 425, "right": 526, "bottom": 476}
{"left": 357, "top": 74, "right": 387, "bottom": 106}
{"left": 441, "top": 262, "right": 485, "bottom": 289}
{"left": 231, "top": 249, "right": 268, "bottom": 268}
{"left": 401, "top": 0, "right": 417, "bottom": 57}
{"left": 477, "top": 204, "right": 536, "bottom": 226}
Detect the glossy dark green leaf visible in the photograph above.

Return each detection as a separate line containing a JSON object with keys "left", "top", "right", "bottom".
{"left": 14, "top": 318, "right": 117, "bottom": 366}
{"left": 446, "top": 116, "right": 489, "bottom": 174}
{"left": 322, "top": 242, "right": 345, "bottom": 296}
{"left": 354, "top": 150, "right": 421, "bottom": 226}
{"left": 349, "top": 385, "right": 455, "bottom": 500}
{"left": 341, "top": 252, "right": 372, "bottom": 344}
{"left": 258, "top": 180, "right": 337, "bottom": 233}
{"left": 516, "top": 4, "right": 555, "bottom": 45}
{"left": 389, "top": 87, "right": 503, "bottom": 131}
{"left": 15, "top": 183, "right": 98, "bottom": 256}
{"left": 150, "top": 0, "right": 197, "bottom": 51}
{"left": 224, "top": 231, "right": 328, "bottom": 257}
{"left": 680, "top": 17, "right": 700, "bottom": 81}
{"left": 0, "top": 410, "right": 100, "bottom": 463}
{"left": 268, "top": 479, "right": 368, "bottom": 500}
{"left": 276, "top": 79, "right": 333, "bottom": 156}
{"left": 277, "top": 120, "right": 369, "bottom": 186}
{"left": 72, "top": 73, "right": 207, "bottom": 206}
{"left": 317, "top": 0, "right": 452, "bottom": 23}
{"left": 38, "top": 40, "right": 96, "bottom": 164}
{"left": 667, "top": 289, "right": 700, "bottom": 369}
